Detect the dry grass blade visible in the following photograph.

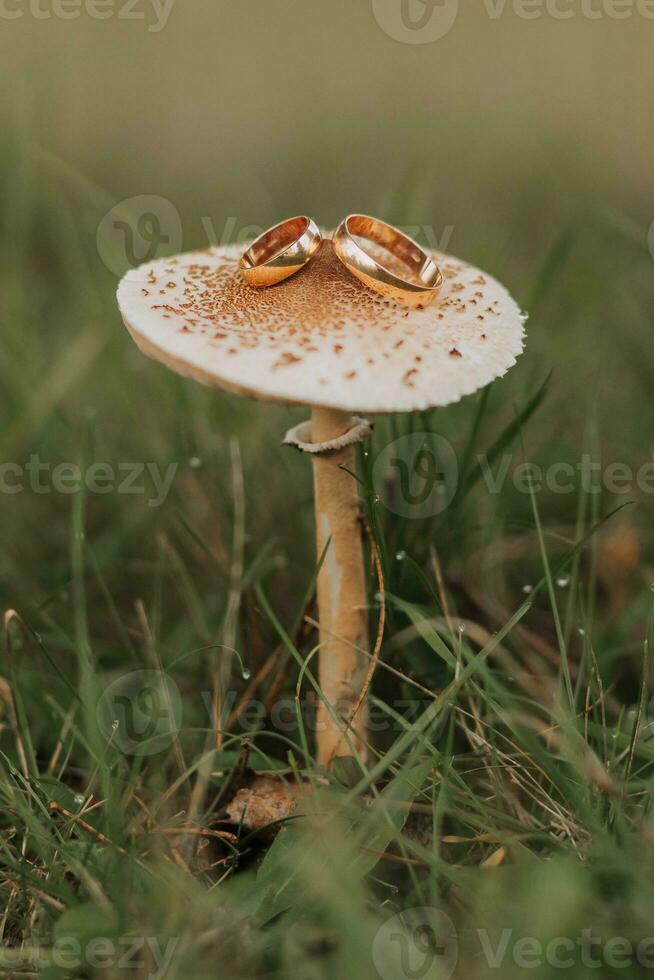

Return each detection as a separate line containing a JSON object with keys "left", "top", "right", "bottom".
{"left": 2, "top": 610, "right": 32, "bottom": 779}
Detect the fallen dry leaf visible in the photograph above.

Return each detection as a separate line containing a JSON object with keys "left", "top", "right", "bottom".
{"left": 225, "top": 776, "right": 300, "bottom": 831}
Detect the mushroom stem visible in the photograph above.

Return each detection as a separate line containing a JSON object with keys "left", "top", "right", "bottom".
{"left": 311, "top": 406, "right": 369, "bottom": 767}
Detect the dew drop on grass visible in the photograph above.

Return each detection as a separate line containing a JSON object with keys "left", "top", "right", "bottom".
{"left": 522, "top": 584, "right": 533, "bottom": 594}
{"left": 74, "top": 794, "right": 85, "bottom": 807}
{"left": 111, "top": 719, "right": 119, "bottom": 731}
{"left": 556, "top": 575, "right": 570, "bottom": 588}
{"left": 242, "top": 667, "right": 252, "bottom": 681}
{"left": 578, "top": 627, "right": 586, "bottom": 636}
{"left": 395, "top": 551, "right": 405, "bottom": 561}
{"left": 626, "top": 706, "right": 639, "bottom": 725}
{"left": 188, "top": 456, "right": 202, "bottom": 469}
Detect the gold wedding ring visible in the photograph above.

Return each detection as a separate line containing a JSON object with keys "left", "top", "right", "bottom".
{"left": 332, "top": 214, "right": 442, "bottom": 308}
{"left": 240, "top": 216, "right": 322, "bottom": 287}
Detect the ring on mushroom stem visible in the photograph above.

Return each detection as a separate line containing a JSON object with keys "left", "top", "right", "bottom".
{"left": 240, "top": 216, "right": 323, "bottom": 287}
{"left": 332, "top": 214, "right": 443, "bottom": 308}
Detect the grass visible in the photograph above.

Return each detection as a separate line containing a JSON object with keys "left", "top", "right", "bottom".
{"left": 1, "top": 120, "right": 654, "bottom": 979}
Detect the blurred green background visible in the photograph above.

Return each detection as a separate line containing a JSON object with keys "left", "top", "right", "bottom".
{"left": 1, "top": 0, "right": 652, "bottom": 611}
{"left": 1, "top": 3, "right": 654, "bottom": 978}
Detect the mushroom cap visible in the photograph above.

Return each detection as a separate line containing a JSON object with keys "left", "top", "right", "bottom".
{"left": 117, "top": 238, "right": 525, "bottom": 414}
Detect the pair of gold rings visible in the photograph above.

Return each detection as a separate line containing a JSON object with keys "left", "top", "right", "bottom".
{"left": 239, "top": 214, "right": 442, "bottom": 309}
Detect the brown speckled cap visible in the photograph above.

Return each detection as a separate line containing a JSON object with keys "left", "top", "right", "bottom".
{"left": 117, "top": 238, "right": 525, "bottom": 413}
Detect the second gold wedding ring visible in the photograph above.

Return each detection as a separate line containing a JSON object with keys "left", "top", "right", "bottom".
{"left": 240, "top": 216, "right": 322, "bottom": 287}
{"left": 333, "top": 214, "right": 442, "bottom": 308}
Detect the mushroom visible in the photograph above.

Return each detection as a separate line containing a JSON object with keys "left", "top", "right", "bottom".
{"left": 116, "top": 239, "right": 525, "bottom": 767}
